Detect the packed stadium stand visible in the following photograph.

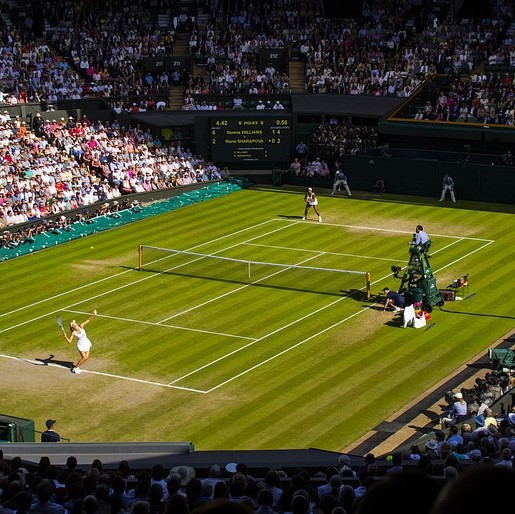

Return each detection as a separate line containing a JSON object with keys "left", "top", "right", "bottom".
{"left": 1, "top": 0, "right": 515, "bottom": 511}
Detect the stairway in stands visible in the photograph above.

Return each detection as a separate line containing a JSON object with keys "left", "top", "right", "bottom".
{"left": 288, "top": 60, "right": 305, "bottom": 93}
{"left": 168, "top": 32, "right": 191, "bottom": 110}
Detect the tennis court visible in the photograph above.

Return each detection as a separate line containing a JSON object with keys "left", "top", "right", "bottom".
{"left": 0, "top": 186, "right": 512, "bottom": 449}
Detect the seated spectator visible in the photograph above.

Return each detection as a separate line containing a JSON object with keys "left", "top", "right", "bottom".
{"left": 440, "top": 393, "right": 469, "bottom": 429}
{"left": 29, "top": 479, "right": 65, "bottom": 514}
{"left": 288, "top": 158, "right": 302, "bottom": 176}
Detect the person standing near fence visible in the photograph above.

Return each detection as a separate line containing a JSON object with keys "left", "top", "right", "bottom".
{"left": 331, "top": 163, "right": 352, "bottom": 196}
{"left": 41, "top": 419, "right": 61, "bottom": 442}
{"left": 303, "top": 187, "right": 322, "bottom": 222}
{"left": 440, "top": 174, "right": 456, "bottom": 202}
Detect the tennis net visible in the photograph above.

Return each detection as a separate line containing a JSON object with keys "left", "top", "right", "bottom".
{"left": 138, "top": 245, "right": 371, "bottom": 299}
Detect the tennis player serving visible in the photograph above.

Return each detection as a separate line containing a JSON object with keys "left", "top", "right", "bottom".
{"left": 63, "top": 309, "right": 97, "bottom": 374}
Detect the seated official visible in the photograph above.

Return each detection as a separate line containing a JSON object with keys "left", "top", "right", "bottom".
{"left": 408, "top": 225, "right": 429, "bottom": 253}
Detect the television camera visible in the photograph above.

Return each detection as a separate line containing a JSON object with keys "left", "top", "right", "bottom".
{"left": 391, "top": 265, "right": 402, "bottom": 278}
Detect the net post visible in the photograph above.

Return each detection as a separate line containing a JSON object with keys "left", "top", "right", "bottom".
{"left": 138, "top": 245, "right": 143, "bottom": 271}
{"left": 365, "top": 272, "right": 371, "bottom": 300}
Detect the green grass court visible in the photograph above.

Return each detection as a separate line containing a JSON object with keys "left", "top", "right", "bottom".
{"left": 0, "top": 185, "right": 514, "bottom": 451}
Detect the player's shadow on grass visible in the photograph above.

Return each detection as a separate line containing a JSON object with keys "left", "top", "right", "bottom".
{"left": 277, "top": 214, "right": 305, "bottom": 220}
{"left": 35, "top": 354, "right": 74, "bottom": 370}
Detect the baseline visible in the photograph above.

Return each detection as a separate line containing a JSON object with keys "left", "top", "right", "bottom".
{"left": 273, "top": 218, "right": 495, "bottom": 243}
{"left": 0, "top": 353, "right": 207, "bottom": 393}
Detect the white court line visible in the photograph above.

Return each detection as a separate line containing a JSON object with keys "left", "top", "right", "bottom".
{"left": 0, "top": 354, "right": 206, "bottom": 392}
{"left": 63, "top": 310, "right": 258, "bottom": 341}
{"left": 73, "top": 369, "right": 206, "bottom": 393}
{"left": 246, "top": 243, "right": 402, "bottom": 262}
{"left": 274, "top": 218, "right": 494, "bottom": 242}
{"left": 430, "top": 239, "right": 494, "bottom": 272}
{"left": 0, "top": 218, "right": 280, "bottom": 321}
{"left": 205, "top": 307, "right": 371, "bottom": 392}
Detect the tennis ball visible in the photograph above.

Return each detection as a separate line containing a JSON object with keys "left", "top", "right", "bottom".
{"left": 90, "top": 246, "right": 94, "bottom": 249}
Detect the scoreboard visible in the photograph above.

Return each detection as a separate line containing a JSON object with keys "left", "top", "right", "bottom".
{"left": 210, "top": 116, "right": 292, "bottom": 163}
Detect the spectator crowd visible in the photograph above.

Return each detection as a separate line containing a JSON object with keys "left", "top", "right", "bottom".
{"left": 2, "top": 435, "right": 515, "bottom": 514}
{"left": 0, "top": 0, "right": 512, "bottom": 114}
{"left": 0, "top": 111, "right": 226, "bottom": 233}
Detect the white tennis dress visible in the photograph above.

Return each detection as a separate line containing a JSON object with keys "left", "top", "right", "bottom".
{"left": 75, "top": 327, "right": 92, "bottom": 352}
{"left": 306, "top": 191, "right": 318, "bottom": 205}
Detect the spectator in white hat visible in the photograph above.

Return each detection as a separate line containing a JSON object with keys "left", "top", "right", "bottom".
{"left": 440, "top": 392, "right": 469, "bottom": 428}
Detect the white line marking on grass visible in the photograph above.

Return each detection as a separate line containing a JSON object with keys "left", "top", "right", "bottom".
{"left": 430, "top": 239, "right": 494, "bottom": 272}
{"left": 63, "top": 310, "right": 258, "bottom": 341}
{"left": 0, "top": 354, "right": 207, "bottom": 392}
{"left": 429, "top": 238, "right": 463, "bottom": 254}
{"left": 205, "top": 307, "right": 369, "bottom": 392}
{"left": 245, "top": 243, "right": 401, "bottom": 262}
{"left": 0, "top": 221, "right": 293, "bottom": 335}
{"left": 0, "top": 219, "right": 280, "bottom": 320}
{"left": 74, "top": 369, "right": 207, "bottom": 392}
{"left": 275, "top": 218, "right": 494, "bottom": 242}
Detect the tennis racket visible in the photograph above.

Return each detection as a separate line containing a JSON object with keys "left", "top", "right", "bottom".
{"left": 56, "top": 315, "right": 66, "bottom": 335}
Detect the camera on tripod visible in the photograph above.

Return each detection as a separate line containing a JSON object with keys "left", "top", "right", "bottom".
{"left": 391, "top": 265, "right": 402, "bottom": 278}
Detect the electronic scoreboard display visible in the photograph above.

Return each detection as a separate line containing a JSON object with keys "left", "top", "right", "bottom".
{"left": 210, "top": 116, "right": 292, "bottom": 163}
